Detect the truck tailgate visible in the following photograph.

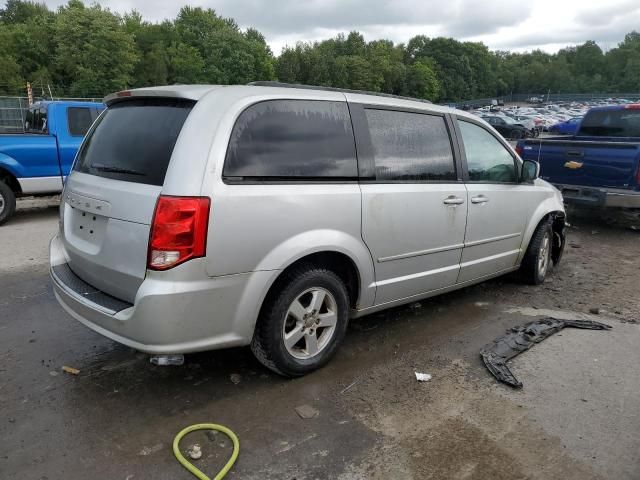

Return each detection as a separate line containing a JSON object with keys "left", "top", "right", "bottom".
{"left": 521, "top": 139, "right": 640, "bottom": 189}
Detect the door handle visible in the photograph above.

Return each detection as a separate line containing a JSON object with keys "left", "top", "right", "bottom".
{"left": 471, "top": 195, "right": 489, "bottom": 204}
{"left": 443, "top": 195, "right": 465, "bottom": 205}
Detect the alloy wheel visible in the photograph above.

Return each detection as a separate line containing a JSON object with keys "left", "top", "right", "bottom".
{"left": 282, "top": 287, "right": 338, "bottom": 360}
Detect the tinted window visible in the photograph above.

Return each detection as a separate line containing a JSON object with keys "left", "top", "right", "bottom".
{"left": 224, "top": 100, "right": 357, "bottom": 179}
{"left": 365, "top": 109, "right": 456, "bottom": 181}
{"left": 75, "top": 99, "right": 194, "bottom": 186}
{"left": 578, "top": 109, "right": 640, "bottom": 137}
{"left": 458, "top": 120, "right": 517, "bottom": 183}
{"left": 67, "top": 107, "right": 99, "bottom": 136}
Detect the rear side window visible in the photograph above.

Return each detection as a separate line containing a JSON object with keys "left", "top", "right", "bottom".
{"left": 578, "top": 109, "right": 640, "bottom": 137}
{"left": 25, "top": 106, "right": 47, "bottom": 134}
{"left": 223, "top": 100, "right": 357, "bottom": 179}
{"left": 75, "top": 99, "right": 194, "bottom": 186}
{"left": 365, "top": 109, "right": 456, "bottom": 181}
{"left": 67, "top": 107, "right": 102, "bottom": 137}
{"left": 458, "top": 120, "right": 516, "bottom": 183}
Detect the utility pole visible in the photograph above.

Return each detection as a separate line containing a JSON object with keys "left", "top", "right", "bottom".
{"left": 26, "top": 82, "right": 33, "bottom": 106}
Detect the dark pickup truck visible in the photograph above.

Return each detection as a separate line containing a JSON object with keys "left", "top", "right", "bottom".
{"left": 516, "top": 105, "right": 640, "bottom": 214}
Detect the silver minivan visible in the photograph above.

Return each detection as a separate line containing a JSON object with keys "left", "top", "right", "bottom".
{"left": 50, "top": 83, "right": 566, "bottom": 376}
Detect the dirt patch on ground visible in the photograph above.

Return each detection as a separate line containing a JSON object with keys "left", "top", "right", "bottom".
{"left": 339, "top": 355, "right": 605, "bottom": 480}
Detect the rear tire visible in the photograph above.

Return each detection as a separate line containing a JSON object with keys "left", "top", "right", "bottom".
{"left": 0, "top": 180, "right": 16, "bottom": 226}
{"left": 251, "top": 264, "right": 350, "bottom": 377}
{"left": 520, "top": 219, "right": 553, "bottom": 285}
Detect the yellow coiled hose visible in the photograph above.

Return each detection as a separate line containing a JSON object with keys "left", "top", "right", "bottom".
{"left": 173, "top": 423, "right": 240, "bottom": 480}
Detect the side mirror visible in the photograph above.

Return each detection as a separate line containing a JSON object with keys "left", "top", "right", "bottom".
{"left": 521, "top": 160, "right": 540, "bottom": 182}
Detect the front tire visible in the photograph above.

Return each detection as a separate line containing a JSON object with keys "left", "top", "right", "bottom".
{"left": 520, "top": 220, "right": 553, "bottom": 285}
{"left": 0, "top": 180, "right": 16, "bottom": 226}
{"left": 251, "top": 265, "right": 350, "bottom": 377}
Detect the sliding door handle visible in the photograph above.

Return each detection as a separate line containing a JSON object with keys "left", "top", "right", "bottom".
{"left": 443, "top": 195, "right": 465, "bottom": 205}
{"left": 471, "top": 195, "right": 489, "bottom": 204}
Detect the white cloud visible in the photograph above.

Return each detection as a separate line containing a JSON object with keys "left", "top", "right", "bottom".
{"left": 33, "top": 0, "right": 639, "bottom": 54}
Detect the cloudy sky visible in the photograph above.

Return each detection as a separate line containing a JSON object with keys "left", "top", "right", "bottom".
{"left": 36, "top": 0, "right": 640, "bottom": 54}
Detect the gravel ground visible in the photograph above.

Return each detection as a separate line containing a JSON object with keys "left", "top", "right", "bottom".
{"left": 1, "top": 198, "right": 639, "bottom": 480}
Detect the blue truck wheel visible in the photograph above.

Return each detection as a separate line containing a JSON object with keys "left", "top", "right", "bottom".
{"left": 0, "top": 180, "right": 16, "bottom": 226}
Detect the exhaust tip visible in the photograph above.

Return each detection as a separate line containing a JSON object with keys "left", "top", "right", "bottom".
{"left": 149, "top": 354, "right": 185, "bottom": 366}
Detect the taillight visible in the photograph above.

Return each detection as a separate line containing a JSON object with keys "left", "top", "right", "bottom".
{"left": 624, "top": 104, "right": 640, "bottom": 110}
{"left": 148, "top": 196, "right": 210, "bottom": 270}
{"left": 636, "top": 163, "right": 640, "bottom": 186}
{"left": 515, "top": 144, "right": 524, "bottom": 157}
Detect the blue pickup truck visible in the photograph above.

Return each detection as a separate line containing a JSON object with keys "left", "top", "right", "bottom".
{"left": 0, "top": 100, "right": 104, "bottom": 224}
{"left": 516, "top": 104, "right": 640, "bottom": 219}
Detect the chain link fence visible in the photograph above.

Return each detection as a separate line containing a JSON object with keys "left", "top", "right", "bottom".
{"left": 4, "top": 92, "right": 640, "bottom": 132}
{"left": 0, "top": 97, "right": 30, "bottom": 133}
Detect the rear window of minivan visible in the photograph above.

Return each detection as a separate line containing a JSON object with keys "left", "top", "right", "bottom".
{"left": 74, "top": 99, "right": 194, "bottom": 186}
{"left": 223, "top": 100, "right": 357, "bottom": 180}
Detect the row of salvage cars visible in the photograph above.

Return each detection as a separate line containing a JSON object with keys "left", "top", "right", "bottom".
{"left": 469, "top": 98, "right": 640, "bottom": 140}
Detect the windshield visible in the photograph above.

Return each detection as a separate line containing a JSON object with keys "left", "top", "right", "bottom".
{"left": 578, "top": 109, "right": 640, "bottom": 137}
{"left": 74, "top": 98, "right": 194, "bottom": 186}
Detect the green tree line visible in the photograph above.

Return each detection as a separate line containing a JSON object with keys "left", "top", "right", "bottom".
{"left": 1, "top": 0, "right": 640, "bottom": 101}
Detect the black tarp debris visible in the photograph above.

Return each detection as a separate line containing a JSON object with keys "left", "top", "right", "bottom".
{"left": 480, "top": 317, "right": 612, "bottom": 388}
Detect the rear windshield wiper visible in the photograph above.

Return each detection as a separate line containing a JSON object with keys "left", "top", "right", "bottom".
{"left": 91, "top": 163, "right": 145, "bottom": 176}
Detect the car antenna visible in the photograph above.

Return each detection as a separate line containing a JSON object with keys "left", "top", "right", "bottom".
{"left": 533, "top": 98, "right": 544, "bottom": 164}
{"left": 537, "top": 122, "right": 543, "bottom": 164}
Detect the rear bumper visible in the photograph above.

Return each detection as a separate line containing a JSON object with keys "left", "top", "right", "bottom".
{"left": 554, "top": 184, "right": 640, "bottom": 208}
{"left": 50, "top": 234, "right": 273, "bottom": 354}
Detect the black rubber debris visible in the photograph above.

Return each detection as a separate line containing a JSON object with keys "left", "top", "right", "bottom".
{"left": 480, "top": 317, "right": 612, "bottom": 388}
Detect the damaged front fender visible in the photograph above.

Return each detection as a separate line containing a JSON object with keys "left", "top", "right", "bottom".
{"left": 551, "top": 212, "right": 566, "bottom": 265}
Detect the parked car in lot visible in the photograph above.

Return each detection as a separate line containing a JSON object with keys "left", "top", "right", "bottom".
{"left": 50, "top": 83, "right": 566, "bottom": 376}
{"left": 0, "top": 100, "right": 105, "bottom": 224}
{"left": 482, "top": 114, "right": 530, "bottom": 139}
{"left": 503, "top": 113, "right": 540, "bottom": 137}
{"left": 517, "top": 104, "right": 640, "bottom": 214}
{"left": 548, "top": 117, "right": 582, "bottom": 135}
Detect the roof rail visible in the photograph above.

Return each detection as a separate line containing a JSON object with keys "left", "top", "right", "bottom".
{"left": 247, "top": 81, "right": 432, "bottom": 104}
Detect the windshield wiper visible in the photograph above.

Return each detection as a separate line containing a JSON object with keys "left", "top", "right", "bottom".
{"left": 91, "top": 163, "right": 145, "bottom": 176}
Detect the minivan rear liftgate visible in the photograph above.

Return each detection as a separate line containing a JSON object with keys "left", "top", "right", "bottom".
{"left": 57, "top": 98, "right": 195, "bottom": 305}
